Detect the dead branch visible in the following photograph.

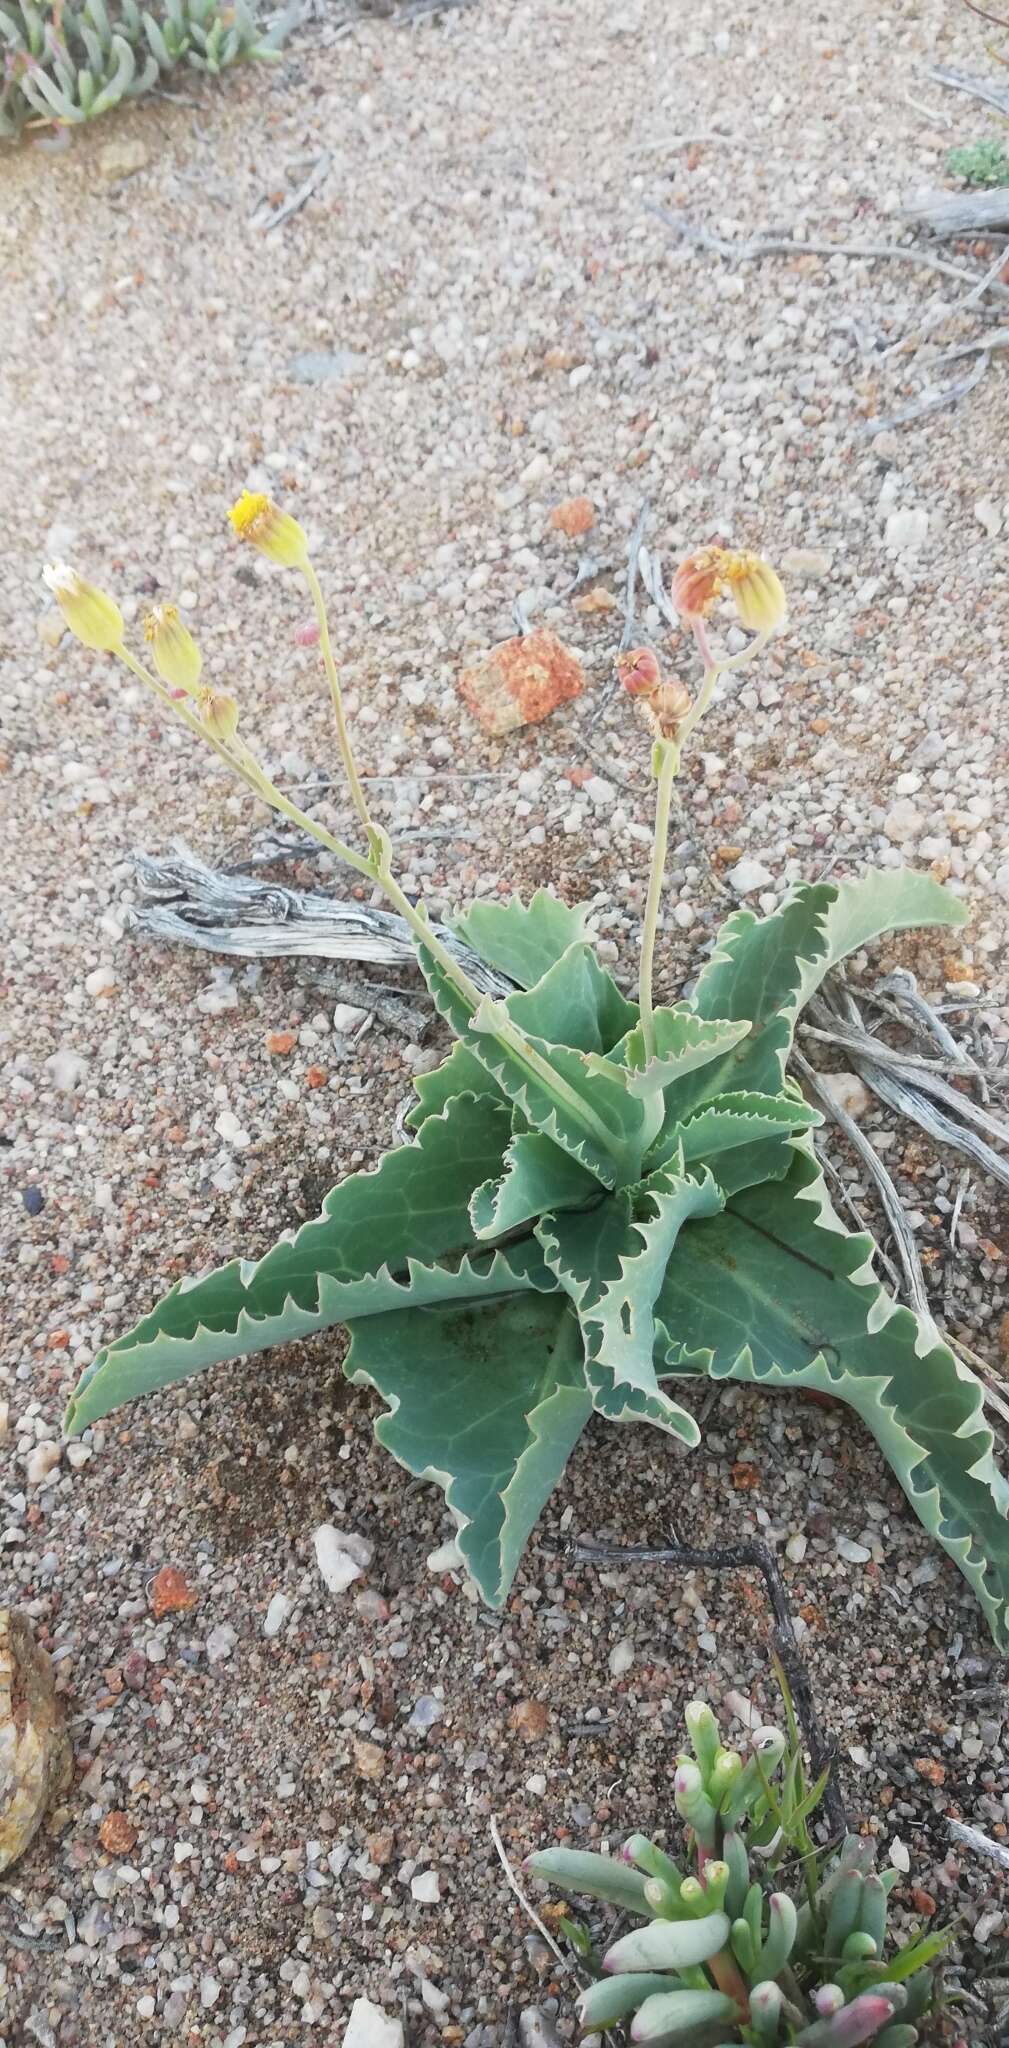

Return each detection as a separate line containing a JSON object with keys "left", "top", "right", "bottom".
{"left": 928, "top": 63, "right": 1009, "bottom": 117}
{"left": 901, "top": 186, "right": 1009, "bottom": 236}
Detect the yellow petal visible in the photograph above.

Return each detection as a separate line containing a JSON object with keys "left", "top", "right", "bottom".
{"left": 227, "top": 490, "right": 308, "bottom": 569}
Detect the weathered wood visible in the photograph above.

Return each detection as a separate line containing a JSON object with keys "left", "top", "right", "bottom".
{"left": 901, "top": 185, "right": 1009, "bottom": 235}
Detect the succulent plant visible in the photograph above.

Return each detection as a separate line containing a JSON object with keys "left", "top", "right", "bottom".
{"left": 527, "top": 1696, "right": 950, "bottom": 2046}
{"left": 0, "top": 0, "right": 287, "bottom": 140}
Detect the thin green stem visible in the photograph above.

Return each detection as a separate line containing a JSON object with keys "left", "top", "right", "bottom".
{"left": 300, "top": 558, "right": 372, "bottom": 836}
{"left": 637, "top": 739, "right": 679, "bottom": 1061}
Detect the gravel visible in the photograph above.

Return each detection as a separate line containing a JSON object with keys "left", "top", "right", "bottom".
{"left": 2, "top": 0, "right": 1009, "bottom": 2038}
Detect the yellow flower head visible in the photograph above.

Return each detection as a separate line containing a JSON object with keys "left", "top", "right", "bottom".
{"left": 42, "top": 562, "right": 124, "bottom": 653}
{"left": 144, "top": 604, "right": 202, "bottom": 695}
{"left": 199, "top": 688, "right": 240, "bottom": 745}
{"left": 227, "top": 490, "right": 308, "bottom": 569}
{"left": 718, "top": 550, "right": 788, "bottom": 635}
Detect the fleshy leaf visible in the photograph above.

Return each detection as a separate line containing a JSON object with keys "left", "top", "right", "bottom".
{"left": 505, "top": 941, "right": 638, "bottom": 1055}
{"left": 347, "top": 1294, "right": 591, "bottom": 1605}
{"left": 471, "top": 1131, "right": 600, "bottom": 1240}
{"left": 795, "top": 868, "right": 968, "bottom": 1010}
{"left": 677, "top": 1089, "right": 822, "bottom": 1162}
{"left": 621, "top": 1007, "right": 751, "bottom": 1098}
{"left": 66, "top": 1093, "right": 513, "bottom": 1431}
{"left": 419, "top": 950, "right": 652, "bottom": 1188}
{"left": 407, "top": 1040, "right": 505, "bottom": 1130}
{"left": 538, "top": 1167, "right": 723, "bottom": 1443}
{"left": 671, "top": 882, "right": 837, "bottom": 1109}
{"left": 452, "top": 890, "right": 590, "bottom": 990}
{"left": 657, "top": 1144, "right": 1009, "bottom": 1647}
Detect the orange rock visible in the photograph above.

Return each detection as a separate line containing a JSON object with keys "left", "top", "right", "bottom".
{"left": 509, "top": 1698, "right": 550, "bottom": 1741}
{"left": 266, "top": 1031, "right": 296, "bottom": 1056}
{"left": 731, "top": 1462, "right": 760, "bottom": 1490}
{"left": 148, "top": 1566, "right": 197, "bottom": 1620}
{"left": 458, "top": 629, "right": 585, "bottom": 737}
{"left": 910, "top": 1886, "right": 937, "bottom": 1915}
{"left": 573, "top": 586, "right": 617, "bottom": 614}
{"left": 913, "top": 1756, "right": 946, "bottom": 1787}
{"left": 306, "top": 1065, "right": 328, "bottom": 1089}
{"left": 549, "top": 496, "right": 595, "bottom": 539}
{"left": 99, "top": 1810, "right": 137, "bottom": 1854}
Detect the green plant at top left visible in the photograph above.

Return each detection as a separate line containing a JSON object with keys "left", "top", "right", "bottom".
{"left": 0, "top": 0, "right": 287, "bottom": 140}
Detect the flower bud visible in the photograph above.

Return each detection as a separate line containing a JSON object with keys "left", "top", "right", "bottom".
{"left": 616, "top": 646, "right": 661, "bottom": 696}
{"left": 42, "top": 562, "right": 123, "bottom": 653}
{"left": 198, "top": 689, "right": 240, "bottom": 745}
{"left": 720, "top": 549, "right": 788, "bottom": 634}
{"left": 144, "top": 604, "right": 202, "bottom": 694}
{"left": 228, "top": 490, "right": 308, "bottom": 568}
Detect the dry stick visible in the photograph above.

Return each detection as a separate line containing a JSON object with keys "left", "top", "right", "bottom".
{"left": 947, "top": 1816, "right": 1009, "bottom": 1872}
{"left": 488, "top": 1816, "right": 575, "bottom": 1981}
{"left": 792, "top": 1048, "right": 932, "bottom": 1318}
{"left": 927, "top": 62, "right": 1009, "bottom": 117}
{"left": 882, "top": 238, "right": 1009, "bottom": 359}
{"left": 574, "top": 1536, "right": 848, "bottom": 1838}
{"left": 858, "top": 354, "right": 990, "bottom": 434}
{"left": 646, "top": 204, "right": 1009, "bottom": 300}
{"left": 797, "top": 1021, "right": 992, "bottom": 1080}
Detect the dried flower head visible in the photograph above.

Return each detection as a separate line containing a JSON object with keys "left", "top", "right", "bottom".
{"left": 617, "top": 648, "right": 691, "bottom": 742}
{"left": 42, "top": 563, "right": 123, "bottom": 653}
{"left": 198, "top": 689, "right": 240, "bottom": 745}
{"left": 144, "top": 605, "right": 202, "bottom": 695}
{"left": 671, "top": 547, "right": 725, "bottom": 622}
{"left": 227, "top": 491, "right": 308, "bottom": 569}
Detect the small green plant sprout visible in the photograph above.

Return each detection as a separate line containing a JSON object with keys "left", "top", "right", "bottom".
{"left": 946, "top": 138, "right": 1009, "bottom": 186}
{"left": 49, "top": 506, "right": 1009, "bottom": 1646}
{"left": 526, "top": 1695, "right": 951, "bottom": 2045}
{"left": 0, "top": 0, "right": 286, "bottom": 141}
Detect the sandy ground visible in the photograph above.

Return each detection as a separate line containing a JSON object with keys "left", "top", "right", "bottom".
{"left": 2, "top": 0, "right": 1009, "bottom": 2039}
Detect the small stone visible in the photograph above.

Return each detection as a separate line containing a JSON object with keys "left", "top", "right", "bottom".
{"left": 342, "top": 1997, "right": 404, "bottom": 2048}
{"left": 427, "top": 1537, "right": 463, "bottom": 1573}
{"left": 608, "top": 1638, "right": 634, "bottom": 1678}
{"left": 888, "top": 1836, "right": 910, "bottom": 1874}
{"left": 785, "top": 1532, "right": 808, "bottom": 1564}
{"left": 263, "top": 1592, "right": 293, "bottom": 1639}
{"left": 0, "top": 1611, "right": 73, "bottom": 1876}
{"left": 200, "top": 1975, "right": 221, "bottom": 2009}
{"left": 136, "top": 1995, "right": 156, "bottom": 2019}
{"left": 332, "top": 1003, "right": 370, "bottom": 1035}
{"left": 549, "top": 496, "right": 595, "bottom": 538}
{"left": 411, "top": 1868, "right": 441, "bottom": 1903}
{"left": 215, "top": 1110, "right": 250, "bottom": 1149}
{"left": 406, "top": 1694, "right": 445, "bottom": 1732}
{"left": 205, "top": 1623, "right": 238, "bottom": 1665}
{"left": 458, "top": 629, "right": 585, "bottom": 737}
{"left": 25, "top": 1443, "right": 61, "bottom": 1486}
{"left": 44, "top": 1049, "right": 87, "bottom": 1094}
{"left": 353, "top": 1738, "right": 386, "bottom": 1781}
{"left": 97, "top": 136, "right": 149, "bottom": 184}
{"left": 817, "top": 1072, "right": 871, "bottom": 1120}
{"left": 149, "top": 1567, "right": 197, "bottom": 1620}
{"left": 509, "top": 1698, "right": 550, "bottom": 1742}
{"left": 287, "top": 350, "right": 367, "bottom": 383}
{"left": 573, "top": 586, "right": 617, "bottom": 614}
{"left": 836, "top": 1536, "right": 871, "bottom": 1564}
{"left": 366, "top": 1829, "right": 395, "bottom": 1865}
{"left": 65, "top": 1441, "right": 91, "bottom": 1471}
{"left": 884, "top": 507, "right": 929, "bottom": 551}
{"left": 21, "top": 1187, "right": 45, "bottom": 1217}
{"left": 585, "top": 775, "right": 615, "bottom": 807}
{"left": 726, "top": 858, "right": 774, "bottom": 895}
{"left": 913, "top": 1756, "right": 946, "bottom": 1786}
{"left": 314, "top": 1524, "right": 372, "bottom": 1595}
{"left": 99, "top": 1810, "right": 137, "bottom": 1854}
{"left": 974, "top": 496, "right": 1002, "bottom": 539}
{"left": 883, "top": 798, "right": 923, "bottom": 845}
{"left": 266, "top": 1031, "right": 297, "bottom": 1056}
{"left": 779, "top": 546, "right": 833, "bottom": 579}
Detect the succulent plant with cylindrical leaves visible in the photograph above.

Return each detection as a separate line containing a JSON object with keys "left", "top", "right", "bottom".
{"left": 0, "top": 0, "right": 286, "bottom": 139}
{"left": 527, "top": 1697, "right": 949, "bottom": 2046}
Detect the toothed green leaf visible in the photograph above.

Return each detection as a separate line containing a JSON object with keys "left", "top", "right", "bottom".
{"left": 796, "top": 867, "right": 968, "bottom": 1008}
{"left": 406, "top": 1038, "right": 506, "bottom": 1130}
{"left": 658, "top": 1143, "right": 1009, "bottom": 1647}
{"left": 471, "top": 1131, "right": 599, "bottom": 1240}
{"left": 621, "top": 1007, "right": 751, "bottom": 1097}
{"left": 66, "top": 1093, "right": 513, "bottom": 1431}
{"left": 677, "top": 1089, "right": 822, "bottom": 1162}
{"left": 348, "top": 1295, "right": 590, "bottom": 1606}
{"left": 419, "top": 949, "right": 651, "bottom": 1188}
{"left": 451, "top": 889, "right": 590, "bottom": 990}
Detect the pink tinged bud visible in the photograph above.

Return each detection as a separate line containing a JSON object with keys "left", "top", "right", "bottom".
{"left": 295, "top": 618, "right": 321, "bottom": 646}
{"left": 671, "top": 546, "right": 725, "bottom": 620}
{"left": 616, "top": 646, "right": 661, "bottom": 696}
{"left": 815, "top": 1986, "right": 845, "bottom": 2017}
